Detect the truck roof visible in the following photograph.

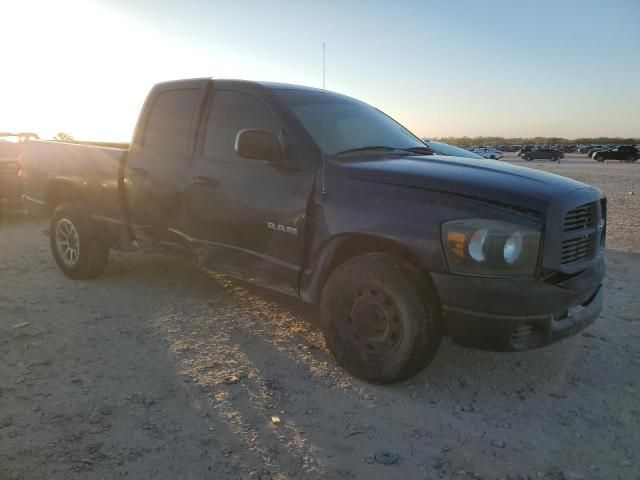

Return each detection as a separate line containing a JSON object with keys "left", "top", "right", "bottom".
{"left": 154, "top": 77, "right": 340, "bottom": 96}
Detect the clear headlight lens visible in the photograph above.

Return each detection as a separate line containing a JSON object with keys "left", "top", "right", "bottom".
{"left": 468, "top": 229, "right": 488, "bottom": 262}
{"left": 442, "top": 219, "right": 540, "bottom": 276}
{"left": 503, "top": 231, "right": 523, "bottom": 264}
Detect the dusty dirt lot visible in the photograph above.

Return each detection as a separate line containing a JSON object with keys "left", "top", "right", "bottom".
{"left": 1, "top": 156, "right": 639, "bottom": 480}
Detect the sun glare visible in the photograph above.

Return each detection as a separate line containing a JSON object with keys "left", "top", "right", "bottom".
{"left": 1, "top": 0, "right": 215, "bottom": 141}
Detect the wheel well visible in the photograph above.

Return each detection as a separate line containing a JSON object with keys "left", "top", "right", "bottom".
{"left": 44, "top": 180, "right": 83, "bottom": 215}
{"left": 309, "top": 234, "right": 436, "bottom": 303}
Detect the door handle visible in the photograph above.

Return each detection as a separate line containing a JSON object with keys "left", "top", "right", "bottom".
{"left": 193, "top": 175, "right": 219, "bottom": 187}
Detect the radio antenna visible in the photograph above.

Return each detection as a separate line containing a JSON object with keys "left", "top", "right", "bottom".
{"left": 321, "top": 42, "right": 327, "bottom": 195}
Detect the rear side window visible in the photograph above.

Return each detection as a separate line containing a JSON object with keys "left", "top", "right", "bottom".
{"left": 203, "top": 90, "right": 280, "bottom": 160}
{"left": 144, "top": 88, "right": 199, "bottom": 155}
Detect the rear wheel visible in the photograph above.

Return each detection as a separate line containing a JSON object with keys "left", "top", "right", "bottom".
{"left": 624, "top": 155, "right": 636, "bottom": 163}
{"left": 50, "top": 203, "right": 109, "bottom": 279}
{"left": 524, "top": 155, "right": 533, "bottom": 161}
{"left": 320, "top": 254, "right": 441, "bottom": 384}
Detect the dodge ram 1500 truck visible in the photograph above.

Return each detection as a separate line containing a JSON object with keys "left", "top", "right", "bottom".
{"left": 20, "top": 78, "right": 606, "bottom": 384}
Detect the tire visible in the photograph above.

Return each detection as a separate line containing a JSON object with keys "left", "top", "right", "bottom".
{"left": 550, "top": 156, "right": 557, "bottom": 162}
{"left": 320, "top": 254, "right": 441, "bottom": 384}
{"left": 50, "top": 203, "right": 109, "bottom": 279}
{"left": 595, "top": 155, "right": 604, "bottom": 162}
{"left": 489, "top": 155, "right": 495, "bottom": 159}
{"left": 624, "top": 155, "right": 636, "bottom": 163}
{"left": 524, "top": 155, "right": 533, "bottom": 161}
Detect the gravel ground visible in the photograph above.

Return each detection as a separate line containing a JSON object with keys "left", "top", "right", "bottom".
{"left": 1, "top": 155, "right": 639, "bottom": 480}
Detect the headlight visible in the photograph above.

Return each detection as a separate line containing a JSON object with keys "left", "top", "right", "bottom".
{"left": 442, "top": 219, "right": 540, "bottom": 276}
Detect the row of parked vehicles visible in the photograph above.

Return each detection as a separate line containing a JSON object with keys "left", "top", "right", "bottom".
{"left": 467, "top": 144, "right": 639, "bottom": 163}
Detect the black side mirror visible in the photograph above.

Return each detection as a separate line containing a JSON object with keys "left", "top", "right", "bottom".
{"left": 235, "top": 129, "right": 281, "bottom": 163}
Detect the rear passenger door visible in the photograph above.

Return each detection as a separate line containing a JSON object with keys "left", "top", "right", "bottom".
{"left": 124, "top": 80, "right": 208, "bottom": 244}
{"left": 186, "top": 88, "right": 315, "bottom": 296}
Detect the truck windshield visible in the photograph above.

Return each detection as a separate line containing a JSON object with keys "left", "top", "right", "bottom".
{"left": 274, "top": 89, "right": 426, "bottom": 156}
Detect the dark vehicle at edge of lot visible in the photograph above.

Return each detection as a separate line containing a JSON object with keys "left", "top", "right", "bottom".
{"left": 522, "top": 148, "right": 564, "bottom": 162}
{"left": 20, "top": 78, "right": 606, "bottom": 384}
{"left": 593, "top": 145, "right": 639, "bottom": 163}
{"left": 0, "top": 132, "right": 39, "bottom": 213}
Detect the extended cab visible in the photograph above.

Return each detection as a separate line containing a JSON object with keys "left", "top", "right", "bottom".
{"left": 21, "top": 78, "right": 606, "bottom": 384}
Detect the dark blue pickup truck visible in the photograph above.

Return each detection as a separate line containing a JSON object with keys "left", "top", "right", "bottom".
{"left": 20, "top": 78, "right": 606, "bottom": 383}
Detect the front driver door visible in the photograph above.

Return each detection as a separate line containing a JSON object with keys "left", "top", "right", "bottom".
{"left": 185, "top": 88, "right": 315, "bottom": 296}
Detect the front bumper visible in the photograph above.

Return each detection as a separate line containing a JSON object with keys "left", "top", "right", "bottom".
{"left": 431, "top": 257, "right": 605, "bottom": 351}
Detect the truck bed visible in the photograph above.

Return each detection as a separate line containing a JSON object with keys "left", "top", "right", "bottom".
{"left": 21, "top": 140, "right": 128, "bottom": 224}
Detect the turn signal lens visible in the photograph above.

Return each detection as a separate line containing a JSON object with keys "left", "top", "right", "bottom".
{"left": 446, "top": 231, "right": 466, "bottom": 258}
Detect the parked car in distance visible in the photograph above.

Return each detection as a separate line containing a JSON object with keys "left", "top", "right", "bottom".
{"left": 423, "top": 140, "right": 484, "bottom": 159}
{"left": 522, "top": 148, "right": 564, "bottom": 162}
{"left": 577, "top": 145, "right": 596, "bottom": 154}
{"left": 517, "top": 146, "right": 532, "bottom": 156}
{"left": 471, "top": 147, "right": 503, "bottom": 159}
{"left": 20, "top": 78, "right": 606, "bottom": 384}
{"left": 1, "top": 132, "right": 39, "bottom": 213}
{"left": 593, "top": 145, "right": 639, "bottom": 163}
{"left": 586, "top": 146, "right": 607, "bottom": 157}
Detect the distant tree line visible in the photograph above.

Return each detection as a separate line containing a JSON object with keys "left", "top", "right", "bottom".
{"left": 431, "top": 136, "right": 640, "bottom": 146}
{"left": 54, "top": 132, "right": 74, "bottom": 142}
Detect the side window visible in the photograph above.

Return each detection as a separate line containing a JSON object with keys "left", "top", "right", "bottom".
{"left": 143, "top": 88, "right": 200, "bottom": 156}
{"left": 203, "top": 90, "right": 280, "bottom": 160}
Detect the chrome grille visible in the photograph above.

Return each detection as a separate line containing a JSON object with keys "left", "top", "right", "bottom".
{"left": 563, "top": 204, "right": 592, "bottom": 231}
{"left": 560, "top": 203, "right": 596, "bottom": 265}
{"left": 561, "top": 236, "right": 591, "bottom": 264}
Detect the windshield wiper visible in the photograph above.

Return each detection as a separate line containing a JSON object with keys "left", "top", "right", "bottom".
{"left": 400, "top": 146, "right": 434, "bottom": 155}
{"left": 333, "top": 145, "right": 434, "bottom": 156}
{"left": 333, "top": 145, "right": 397, "bottom": 156}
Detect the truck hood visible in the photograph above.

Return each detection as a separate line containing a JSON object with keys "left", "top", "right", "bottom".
{"left": 341, "top": 155, "right": 589, "bottom": 213}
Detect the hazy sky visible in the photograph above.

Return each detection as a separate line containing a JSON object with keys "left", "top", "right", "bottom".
{"left": 1, "top": 0, "right": 639, "bottom": 141}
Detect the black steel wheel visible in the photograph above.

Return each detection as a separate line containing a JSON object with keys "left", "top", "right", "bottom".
{"left": 320, "top": 254, "right": 441, "bottom": 384}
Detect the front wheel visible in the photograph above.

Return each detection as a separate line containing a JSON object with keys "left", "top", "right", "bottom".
{"left": 524, "top": 155, "right": 533, "bottom": 161}
{"left": 595, "top": 155, "right": 604, "bottom": 162}
{"left": 50, "top": 203, "right": 109, "bottom": 279}
{"left": 320, "top": 254, "right": 441, "bottom": 384}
